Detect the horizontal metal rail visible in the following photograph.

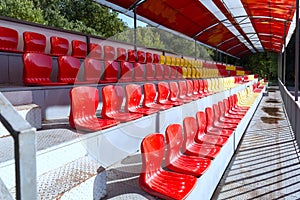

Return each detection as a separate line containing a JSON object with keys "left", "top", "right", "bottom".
{"left": 0, "top": 92, "right": 37, "bottom": 200}
{"left": 278, "top": 79, "right": 300, "bottom": 146}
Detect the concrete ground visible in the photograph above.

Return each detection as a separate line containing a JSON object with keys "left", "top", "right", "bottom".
{"left": 212, "top": 87, "right": 300, "bottom": 200}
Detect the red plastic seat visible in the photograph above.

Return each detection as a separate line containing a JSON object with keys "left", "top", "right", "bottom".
{"left": 119, "top": 61, "right": 133, "bottom": 82}
{"left": 186, "top": 80, "right": 199, "bottom": 100}
{"left": 183, "top": 117, "right": 221, "bottom": 159}
{"left": 23, "top": 32, "right": 46, "bottom": 53}
{"left": 165, "top": 124, "right": 211, "bottom": 177}
{"left": 218, "top": 101, "right": 241, "bottom": 124}
{"left": 143, "top": 83, "right": 173, "bottom": 110}
{"left": 116, "top": 47, "right": 126, "bottom": 61}
{"left": 178, "top": 81, "right": 193, "bottom": 102}
{"left": 153, "top": 53, "right": 160, "bottom": 63}
{"left": 145, "top": 63, "right": 156, "bottom": 81}
{"left": 164, "top": 64, "right": 171, "bottom": 79}
{"left": 0, "top": 26, "right": 19, "bottom": 52}
{"left": 195, "top": 111, "right": 228, "bottom": 146}
{"left": 213, "top": 104, "right": 237, "bottom": 129}
{"left": 169, "top": 81, "right": 187, "bottom": 104}
{"left": 50, "top": 36, "right": 69, "bottom": 56}
{"left": 58, "top": 56, "right": 88, "bottom": 84}
{"left": 197, "top": 80, "right": 206, "bottom": 98}
{"left": 205, "top": 107, "right": 234, "bottom": 137}
{"left": 139, "top": 133, "right": 197, "bottom": 200}
{"left": 101, "top": 85, "right": 143, "bottom": 122}
{"left": 71, "top": 40, "right": 87, "bottom": 58}
{"left": 84, "top": 58, "right": 102, "bottom": 83}
{"left": 134, "top": 62, "right": 145, "bottom": 81}
{"left": 23, "top": 53, "right": 68, "bottom": 86}
{"left": 177, "top": 67, "right": 183, "bottom": 79}
{"left": 170, "top": 66, "right": 178, "bottom": 79}
{"left": 223, "top": 98, "right": 245, "bottom": 118}
{"left": 157, "top": 82, "right": 182, "bottom": 106}
{"left": 69, "top": 86, "right": 119, "bottom": 131}
{"left": 100, "top": 45, "right": 118, "bottom": 83}
{"left": 227, "top": 96, "right": 247, "bottom": 115}
{"left": 155, "top": 64, "right": 164, "bottom": 80}
{"left": 203, "top": 79, "right": 212, "bottom": 96}
{"left": 125, "top": 84, "right": 158, "bottom": 115}
{"left": 89, "top": 43, "right": 102, "bottom": 59}
{"left": 192, "top": 80, "right": 203, "bottom": 98}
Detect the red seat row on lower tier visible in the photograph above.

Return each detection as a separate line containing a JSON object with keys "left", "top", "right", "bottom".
{"left": 22, "top": 53, "right": 184, "bottom": 86}
{"left": 139, "top": 92, "right": 254, "bottom": 199}
{"left": 68, "top": 79, "right": 221, "bottom": 132}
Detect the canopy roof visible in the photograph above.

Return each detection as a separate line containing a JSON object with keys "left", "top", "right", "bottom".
{"left": 96, "top": 0, "right": 297, "bottom": 57}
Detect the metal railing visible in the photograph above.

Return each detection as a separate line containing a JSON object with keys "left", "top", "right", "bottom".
{"left": 279, "top": 79, "right": 300, "bottom": 146}
{"left": 0, "top": 92, "right": 37, "bottom": 200}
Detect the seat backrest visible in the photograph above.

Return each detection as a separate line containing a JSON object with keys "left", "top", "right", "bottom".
{"left": 198, "top": 80, "right": 204, "bottom": 94}
{"left": 0, "top": 26, "right": 18, "bottom": 52}
{"left": 125, "top": 84, "right": 142, "bottom": 111}
{"left": 146, "top": 52, "right": 152, "bottom": 63}
{"left": 153, "top": 54, "right": 160, "bottom": 63}
{"left": 178, "top": 81, "right": 187, "bottom": 98}
{"left": 145, "top": 63, "right": 155, "bottom": 80}
{"left": 89, "top": 43, "right": 102, "bottom": 59}
{"left": 102, "top": 61, "right": 119, "bottom": 82}
{"left": 218, "top": 101, "right": 226, "bottom": 116}
{"left": 169, "top": 81, "right": 179, "bottom": 100}
{"left": 23, "top": 53, "right": 52, "bottom": 85}
{"left": 71, "top": 40, "right": 87, "bottom": 58}
{"left": 170, "top": 66, "right": 178, "bottom": 79}
{"left": 134, "top": 62, "right": 145, "bottom": 81}
{"left": 120, "top": 61, "right": 133, "bottom": 82}
{"left": 103, "top": 45, "right": 115, "bottom": 60}
{"left": 196, "top": 111, "right": 206, "bottom": 138}
{"left": 140, "top": 133, "right": 164, "bottom": 184}
{"left": 57, "top": 56, "right": 81, "bottom": 83}
{"left": 224, "top": 99, "right": 231, "bottom": 113}
{"left": 128, "top": 49, "right": 137, "bottom": 62}
{"left": 23, "top": 31, "right": 46, "bottom": 53}
{"left": 163, "top": 65, "right": 171, "bottom": 79}
{"left": 116, "top": 47, "right": 126, "bottom": 61}
{"left": 183, "top": 117, "right": 198, "bottom": 151}
{"left": 50, "top": 36, "right": 69, "bottom": 56}
{"left": 165, "top": 124, "right": 184, "bottom": 165}
{"left": 69, "top": 86, "right": 98, "bottom": 128}
{"left": 84, "top": 58, "right": 102, "bottom": 83}
{"left": 102, "top": 85, "right": 124, "bottom": 118}
{"left": 212, "top": 104, "right": 220, "bottom": 122}
{"left": 143, "top": 83, "right": 157, "bottom": 106}
{"left": 192, "top": 80, "right": 199, "bottom": 94}
{"left": 137, "top": 51, "right": 146, "bottom": 63}
{"left": 203, "top": 79, "right": 209, "bottom": 92}
{"left": 186, "top": 80, "right": 194, "bottom": 96}
{"left": 205, "top": 107, "right": 214, "bottom": 130}
{"left": 157, "top": 82, "right": 170, "bottom": 103}
{"left": 155, "top": 64, "right": 164, "bottom": 80}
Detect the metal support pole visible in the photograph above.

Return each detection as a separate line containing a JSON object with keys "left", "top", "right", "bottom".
{"left": 194, "top": 40, "right": 197, "bottom": 60}
{"left": 283, "top": 21, "right": 287, "bottom": 85}
{"left": 295, "top": 0, "right": 299, "bottom": 101}
{"left": 133, "top": 7, "right": 137, "bottom": 52}
{"left": 215, "top": 48, "right": 218, "bottom": 63}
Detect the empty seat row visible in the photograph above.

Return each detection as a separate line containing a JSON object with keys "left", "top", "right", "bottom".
{"left": 0, "top": 26, "right": 89, "bottom": 58}
{"left": 139, "top": 83, "right": 264, "bottom": 199}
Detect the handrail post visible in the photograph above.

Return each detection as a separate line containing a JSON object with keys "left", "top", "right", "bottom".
{"left": 295, "top": 0, "right": 299, "bottom": 101}
{"left": 0, "top": 92, "right": 37, "bottom": 200}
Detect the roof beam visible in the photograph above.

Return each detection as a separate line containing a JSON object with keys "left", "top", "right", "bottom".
{"left": 212, "top": 0, "right": 258, "bottom": 53}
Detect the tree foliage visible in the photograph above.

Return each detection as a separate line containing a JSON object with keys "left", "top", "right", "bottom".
{"left": 241, "top": 52, "right": 278, "bottom": 81}
{"left": 0, "top": 0, "right": 45, "bottom": 24}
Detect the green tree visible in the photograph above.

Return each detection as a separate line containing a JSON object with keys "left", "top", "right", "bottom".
{"left": 0, "top": 0, "right": 45, "bottom": 24}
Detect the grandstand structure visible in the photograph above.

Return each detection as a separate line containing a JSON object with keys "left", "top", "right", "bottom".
{"left": 0, "top": 0, "right": 299, "bottom": 200}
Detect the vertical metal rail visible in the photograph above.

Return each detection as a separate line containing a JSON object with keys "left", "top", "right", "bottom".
{"left": 0, "top": 92, "right": 37, "bottom": 200}
{"left": 283, "top": 21, "right": 287, "bottom": 84}
{"left": 194, "top": 39, "right": 197, "bottom": 60}
{"left": 295, "top": 0, "right": 299, "bottom": 101}
{"left": 133, "top": 7, "right": 137, "bottom": 52}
